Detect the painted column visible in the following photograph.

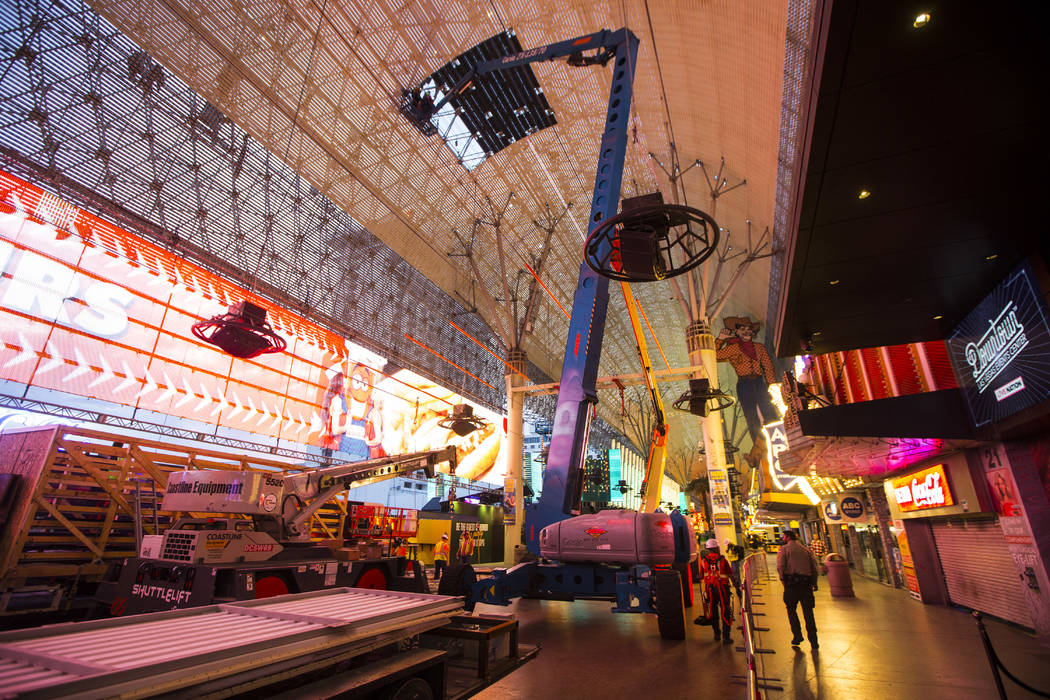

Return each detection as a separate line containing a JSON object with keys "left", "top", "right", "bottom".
{"left": 503, "top": 350, "right": 526, "bottom": 566}
{"left": 868, "top": 486, "right": 904, "bottom": 588}
{"left": 900, "top": 518, "right": 950, "bottom": 604}
{"left": 688, "top": 319, "right": 736, "bottom": 546}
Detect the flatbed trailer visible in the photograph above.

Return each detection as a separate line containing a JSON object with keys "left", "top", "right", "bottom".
{"left": 0, "top": 587, "right": 537, "bottom": 699}
{"left": 94, "top": 550, "right": 428, "bottom": 616}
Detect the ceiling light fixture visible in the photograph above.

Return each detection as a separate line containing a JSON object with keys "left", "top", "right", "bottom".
{"left": 439, "top": 403, "right": 488, "bottom": 436}
{"left": 933, "top": 314, "right": 943, "bottom": 320}
{"left": 913, "top": 12, "right": 931, "bottom": 28}
{"left": 191, "top": 301, "right": 287, "bottom": 359}
{"left": 857, "top": 189, "right": 871, "bottom": 199}
{"left": 829, "top": 279, "right": 840, "bottom": 285}
{"left": 986, "top": 254, "right": 998, "bottom": 261}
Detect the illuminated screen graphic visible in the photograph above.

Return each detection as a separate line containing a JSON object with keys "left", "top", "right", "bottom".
{"left": 0, "top": 171, "right": 505, "bottom": 482}
{"left": 891, "top": 464, "right": 954, "bottom": 512}
{"left": 946, "top": 260, "right": 1050, "bottom": 427}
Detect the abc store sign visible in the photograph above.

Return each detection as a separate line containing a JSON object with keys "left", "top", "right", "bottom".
{"left": 822, "top": 494, "right": 874, "bottom": 525}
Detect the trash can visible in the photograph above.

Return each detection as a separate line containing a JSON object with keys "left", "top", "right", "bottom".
{"left": 824, "top": 553, "right": 854, "bottom": 597}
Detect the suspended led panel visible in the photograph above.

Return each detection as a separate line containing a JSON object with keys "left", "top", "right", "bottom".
{"left": 421, "top": 30, "right": 557, "bottom": 166}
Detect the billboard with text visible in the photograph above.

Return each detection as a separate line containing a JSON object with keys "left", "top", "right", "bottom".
{"left": 946, "top": 260, "right": 1050, "bottom": 427}
{"left": 0, "top": 170, "right": 505, "bottom": 481}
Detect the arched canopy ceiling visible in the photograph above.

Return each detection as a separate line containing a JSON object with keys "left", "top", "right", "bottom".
{"left": 86, "top": 0, "right": 800, "bottom": 476}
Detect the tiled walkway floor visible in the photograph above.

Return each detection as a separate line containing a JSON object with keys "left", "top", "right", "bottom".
{"left": 476, "top": 555, "right": 1050, "bottom": 699}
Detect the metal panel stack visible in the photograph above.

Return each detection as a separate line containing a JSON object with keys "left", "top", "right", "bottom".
{"left": 0, "top": 587, "right": 464, "bottom": 698}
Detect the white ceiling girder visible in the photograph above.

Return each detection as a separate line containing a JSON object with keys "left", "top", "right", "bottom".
{"left": 88, "top": 0, "right": 792, "bottom": 469}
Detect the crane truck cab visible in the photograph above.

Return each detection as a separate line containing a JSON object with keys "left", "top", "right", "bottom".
{"left": 96, "top": 447, "right": 456, "bottom": 615}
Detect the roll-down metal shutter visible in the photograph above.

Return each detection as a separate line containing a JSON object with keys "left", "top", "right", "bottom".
{"left": 932, "top": 519, "right": 1033, "bottom": 628}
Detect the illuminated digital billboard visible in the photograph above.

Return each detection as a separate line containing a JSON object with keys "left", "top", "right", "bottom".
{"left": 0, "top": 171, "right": 505, "bottom": 482}
{"left": 946, "top": 260, "right": 1050, "bottom": 427}
{"left": 891, "top": 464, "right": 954, "bottom": 513}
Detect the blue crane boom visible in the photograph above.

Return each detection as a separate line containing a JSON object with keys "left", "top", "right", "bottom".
{"left": 408, "top": 29, "right": 697, "bottom": 641}
{"left": 408, "top": 28, "right": 638, "bottom": 551}
{"left": 525, "top": 29, "right": 636, "bottom": 550}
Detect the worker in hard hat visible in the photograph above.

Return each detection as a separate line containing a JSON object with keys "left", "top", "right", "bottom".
{"left": 433, "top": 533, "right": 450, "bottom": 580}
{"left": 696, "top": 538, "right": 741, "bottom": 644}
{"left": 457, "top": 530, "right": 475, "bottom": 564}
{"left": 724, "top": 538, "right": 743, "bottom": 583}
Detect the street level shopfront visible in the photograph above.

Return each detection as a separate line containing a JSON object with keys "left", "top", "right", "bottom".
{"left": 885, "top": 452, "right": 1034, "bottom": 629}
{"left": 822, "top": 492, "right": 892, "bottom": 585}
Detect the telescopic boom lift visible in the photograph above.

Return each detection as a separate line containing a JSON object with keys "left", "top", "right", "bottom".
{"left": 405, "top": 28, "right": 698, "bottom": 640}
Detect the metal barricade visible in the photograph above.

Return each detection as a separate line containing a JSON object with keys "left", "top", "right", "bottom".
{"left": 738, "top": 552, "right": 783, "bottom": 698}
{"left": 345, "top": 505, "right": 419, "bottom": 540}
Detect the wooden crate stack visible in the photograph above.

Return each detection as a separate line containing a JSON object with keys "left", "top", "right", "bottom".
{"left": 0, "top": 426, "right": 349, "bottom": 591}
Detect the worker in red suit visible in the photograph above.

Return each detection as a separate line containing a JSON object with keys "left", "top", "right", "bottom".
{"left": 695, "top": 538, "right": 741, "bottom": 644}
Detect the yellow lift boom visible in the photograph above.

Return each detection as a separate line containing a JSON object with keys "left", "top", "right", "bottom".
{"left": 618, "top": 281, "right": 670, "bottom": 513}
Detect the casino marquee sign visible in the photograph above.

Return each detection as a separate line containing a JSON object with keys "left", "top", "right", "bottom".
{"left": 946, "top": 260, "right": 1050, "bottom": 427}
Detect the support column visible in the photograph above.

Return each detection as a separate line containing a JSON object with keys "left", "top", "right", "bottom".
{"left": 688, "top": 319, "right": 736, "bottom": 546}
{"left": 901, "top": 518, "right": 950, "bottom": 605}
{"left": 868, "top": 486, "right": 903, "bottom": 588}
{"left": 503, "top": 350, "right": 527, "bottom": 566}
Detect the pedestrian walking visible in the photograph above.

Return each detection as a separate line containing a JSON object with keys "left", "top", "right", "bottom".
{"left": 777, "top": 529, "right": 820, "bottom": 649}
{"left": 695, "top": 539, "right": 741, "bottom": 644}
{"left": 433, "top": 533, "right": 450, "bottom": 580}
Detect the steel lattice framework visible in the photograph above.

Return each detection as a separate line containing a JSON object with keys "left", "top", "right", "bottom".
{"left": 0, "top": 0, "right": 643, "bottom": 455}
{"left": 0, "top": 0, "right": 510, "bottom": 402}
{"left": 0, "top": 0, "right": 798, "bottom": 482}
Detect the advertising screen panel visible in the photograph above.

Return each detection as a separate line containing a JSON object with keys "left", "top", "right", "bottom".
{"left": 946, "top": 260, "right": 1050, "bottom": 427}
{"left": 891, "top": 464, "right": 954, "bottom": 512}
{"left": 0, "top": 171, "right": 505, "bottom": 482}
{"left": 608, "top": 448, "right": 623, "bottom": 502}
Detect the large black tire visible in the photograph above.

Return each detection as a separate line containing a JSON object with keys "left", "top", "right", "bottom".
{"left": 437, "top": 563, "right": 477, "bottom": 611}
{"left": 673, "top": 561, "right": 694, "bottom": 608}
{"left": 654, "top": 569, "right": 687, "bottom": 640}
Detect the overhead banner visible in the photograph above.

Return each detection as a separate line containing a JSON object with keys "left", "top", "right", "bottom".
{"left": 0, "top": 170, "right": 505, "bottom": 482}
{"left": 709, "top": 466, "right": 734, "bottom": 528}
{"left": 946, "top": 260, "right": 1050, "bottom": 427}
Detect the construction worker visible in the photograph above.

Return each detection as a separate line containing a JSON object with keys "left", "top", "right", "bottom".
{"left": 457, "top": 530, "right": 475, "bottom": 564}
{"left": 724, "top": 538, "right": 742, "bottom": 584}
{"left": 696, "top": 538, "right": 741, "bottom": 644}
{"left": 433, "top": 533, "right": 450, "bottom": 580}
